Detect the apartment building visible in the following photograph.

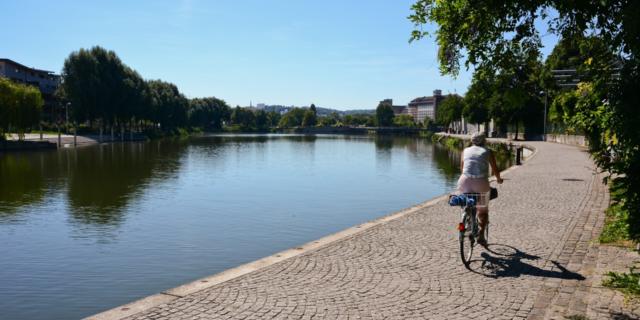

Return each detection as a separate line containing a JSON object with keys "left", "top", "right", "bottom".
{"left": 407, "top": 90, "right": 444, "bottom": 123}
{"left": 0, "top": 58, "right": 60, "bottom": 95}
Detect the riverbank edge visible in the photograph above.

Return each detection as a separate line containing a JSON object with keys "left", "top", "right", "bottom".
{"left": 1, "top": 127, "right": 433, "bottom": 152}
{"left": 85, "top": 137, "right": 536, "bottom": 320}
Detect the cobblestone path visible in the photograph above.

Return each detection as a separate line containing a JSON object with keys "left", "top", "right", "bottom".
{"left": 96, "top": 142, "right": 638, "bottom": 320}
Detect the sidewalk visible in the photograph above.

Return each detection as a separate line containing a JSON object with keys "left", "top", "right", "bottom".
{"left": 89, "top": 142, "right": 639, "bottom": 320}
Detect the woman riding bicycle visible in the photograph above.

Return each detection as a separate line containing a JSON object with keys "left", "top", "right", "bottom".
{"left": 457, "top": 132, "right": 503, "bottom": 246}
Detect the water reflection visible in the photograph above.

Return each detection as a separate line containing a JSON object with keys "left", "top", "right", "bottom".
{"left": 432, "top": 143, "right": 461, "bottom": 181}
{"left": 66, "top": 142, "right": 185, "bottom": 225}
{"left": 0, "top": 153, "right": 49, "bottom": 216}
{"left": 0, "top": 141, "right": 186, "bottom": 225}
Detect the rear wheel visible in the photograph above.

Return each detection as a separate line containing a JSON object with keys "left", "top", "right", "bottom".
{"left": 459, "top": 213, "right": 474, "bottom": 266}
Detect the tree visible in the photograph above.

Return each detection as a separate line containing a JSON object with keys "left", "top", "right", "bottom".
{"left": 0, "top": 78, "right": 43, "bottom": 139}
{"left": 230, "top": 106, "right": 256, "bottom": 130}
{"left": 462, "top": 79, "right": 490, "bottom": 133}
{"left": 0, "top": 78, "right": 15, "bottom": 138}
{"left": 278, "top": 108, "right": 306, "bottom": 128}
{"left": 310, "top": 103, "right": 317, "bottom": 116}
{"left": 376, "top": 102, "right": 394, "bottom": 127}
{"left": 409, "top": 0, "right": 640, "bottom": 239}
{"left": 436, "top": 94, "right": 463, "bottom": 128}
{"left": 255, "top": 110, "right": 269, "bottom": 131}
{"left": 393, "top": 115, "right": 416, "bottom": 128}
{"left": 147, "top": 80, "right": 188, "bottom": 130}
{"left": 267, "top": 111, "right": 281, "bottom": 127}
{"left": 543, "top": 35, "right": 615, "bottom": 129}
{"left": 189, "top": 97, "right": 231, "bottom": 130}
{"left": 61, "top": 46, "right": 153, "bottom": 132}
{"left": 318, "top": 112, "right": 340, "bottom": 127}
{"left": 301, "top": 109, "right": 317, "bottom": 127}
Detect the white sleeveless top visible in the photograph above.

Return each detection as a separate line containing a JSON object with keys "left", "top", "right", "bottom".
{"left": 462, "top": 146, "right": 490, "bottom": 178}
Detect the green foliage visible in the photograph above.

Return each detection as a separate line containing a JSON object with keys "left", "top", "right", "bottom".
{"left": 266, "top": 111, "right": 281, "bottom": 127}
{"left": 393, "top": 114, "right": 416, "bottom": 128}
{"left": 376, "top": 102, "right": 395, "bottom": 127}
{"left": 603, "top": 267, "right": 640, "bottom": 298}
{"left": 317, "top": 112, "right": 340, "bottom": 127}
{"left": 549, "top": 90, "right": 579, "bottom": 125}
{"left": 278, "top": 108, "right": 306, "bottom": 128}
{"left": 0, "top": 77, "right": 44, "bottom": 139}
{"left": 230, "top": 106, "right": 256, "bottom": 131}
{"left": 301, "top": 109, "right": 317, "bottom": 127}
{"left": 436, "top": 94, "right": 463, "bottom": 126}
{"left": 60, "top": 46, "right": 191, "bottom": 133}
{"left": 600, "top": 202, "right": 631, "bottom": 244}
{"left": 147, "top": 80, "right": 188, "bottom": 130}
{"left": 254, "top": 110, "right": 269, "bottom": 131}
{"left": 409, "top": 0, "right": 640, "bottom": 244}
{"left": 421, "top": 116, "right": 435, "bottom": 129}
{"left": 189, "top": 97, "right": 230, "bottom": 131}
{"left": 343, "top": 114, "right": 375, "bottom": 127}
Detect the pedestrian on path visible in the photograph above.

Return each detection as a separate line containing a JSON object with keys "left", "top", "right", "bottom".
{"left": 457, "top": 132, "right": 503, "bottom": 246}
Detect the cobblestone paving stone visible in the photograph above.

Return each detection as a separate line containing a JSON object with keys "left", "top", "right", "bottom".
{"left": 119, "top": 142, "right": 636, "bottom": 320}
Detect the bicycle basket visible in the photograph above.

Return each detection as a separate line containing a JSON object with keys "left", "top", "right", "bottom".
{"left": 463, "top": 192, "right": 490, "bottom": 207}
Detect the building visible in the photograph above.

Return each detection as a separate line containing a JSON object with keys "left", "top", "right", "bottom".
{"left": 407, "top": 89, "right": 445, "bottom": 123}
{"left": 0, "top": 58, "right": 61, "bottom": 123}
{"left": 379, "top": 99, "right": 408, "bottom": 116}
{"left": 0, "top": 58, "right": 60, "bottom": 95}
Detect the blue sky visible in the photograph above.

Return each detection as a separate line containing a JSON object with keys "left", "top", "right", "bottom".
{"left": 3, "top": 0, "right": 558, "bottom": 110}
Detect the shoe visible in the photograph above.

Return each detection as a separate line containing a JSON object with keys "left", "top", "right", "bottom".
{"left": 477, "top": 237, "right": 488, "bottom": 247}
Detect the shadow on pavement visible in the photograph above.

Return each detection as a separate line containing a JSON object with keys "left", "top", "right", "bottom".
{"left": 466, "top": 243, "right": 586, "bottom": 281}
{"left": 609, "top": 312, "right": 639, "bottom": 320}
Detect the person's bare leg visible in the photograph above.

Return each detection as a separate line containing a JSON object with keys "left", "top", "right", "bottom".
{"left": 477, "top": 207, "right": 489, "bottom": 245}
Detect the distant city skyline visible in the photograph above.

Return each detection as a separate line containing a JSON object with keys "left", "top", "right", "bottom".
{"left": 2, "top": 1, "right": 558, "bottom": 110}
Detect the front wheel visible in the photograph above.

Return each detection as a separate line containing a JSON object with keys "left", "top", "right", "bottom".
{"left": 459, "top": 213, "right": 474, "bottom": 266}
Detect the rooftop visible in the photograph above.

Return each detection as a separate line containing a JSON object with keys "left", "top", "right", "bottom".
{"left": 0, "top": 58, "right": 57, "bottom": 75}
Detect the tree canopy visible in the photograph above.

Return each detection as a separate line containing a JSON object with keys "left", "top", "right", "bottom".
{"left": 0, "top": 77, "right": 44, "bottom": 140}
{"left": 60, "top": 46, "right": 227, "bottom": 133}
{"left": 189, "top": 97, "right": 230, "bottom": 130}
{"left": 410, "top": 0, "right": 640, "bottom": 240}
{"left": 376, "top": 102, "right": 395, "bottom": 127}
{"left": 436, "top": 94, "right": 463, "bottom": 127}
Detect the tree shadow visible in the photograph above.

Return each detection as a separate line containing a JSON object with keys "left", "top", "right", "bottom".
{"left": 466, "top": 243, "right": 586, "bottom": 281}
{"left": 608, "top": 312, "right": 640, "bottom": 320}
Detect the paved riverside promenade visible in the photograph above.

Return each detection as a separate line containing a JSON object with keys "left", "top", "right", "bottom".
{"left": 90, "top": 142, "right": 639, "bottom": 320}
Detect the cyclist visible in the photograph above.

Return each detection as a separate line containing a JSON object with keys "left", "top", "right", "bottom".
{"left": 456, "top": 132, "right": 503, "bottom": 246}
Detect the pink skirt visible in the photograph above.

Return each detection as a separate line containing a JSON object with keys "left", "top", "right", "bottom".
{"left": 457, "top": 175, "right": 491, "bottom": 208}
{"left": 456, "top": 174, "right": 490, "bottom": 194}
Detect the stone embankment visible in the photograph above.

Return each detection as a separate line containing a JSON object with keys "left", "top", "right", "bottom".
{"left": 88, "top": 141, "right": 638, "bottom": 320}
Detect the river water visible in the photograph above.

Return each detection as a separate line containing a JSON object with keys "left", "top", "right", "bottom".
{"left": 0, "top": 134, "right": 504, "bottom": 320}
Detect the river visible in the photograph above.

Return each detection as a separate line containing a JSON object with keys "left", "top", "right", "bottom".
{"left": 0, "top": 134, "right": 506, "bottom": 319}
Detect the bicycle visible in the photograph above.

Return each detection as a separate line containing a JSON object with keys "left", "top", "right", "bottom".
{"left": 449, "top": 188, "right": 496, "bottom": 266}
